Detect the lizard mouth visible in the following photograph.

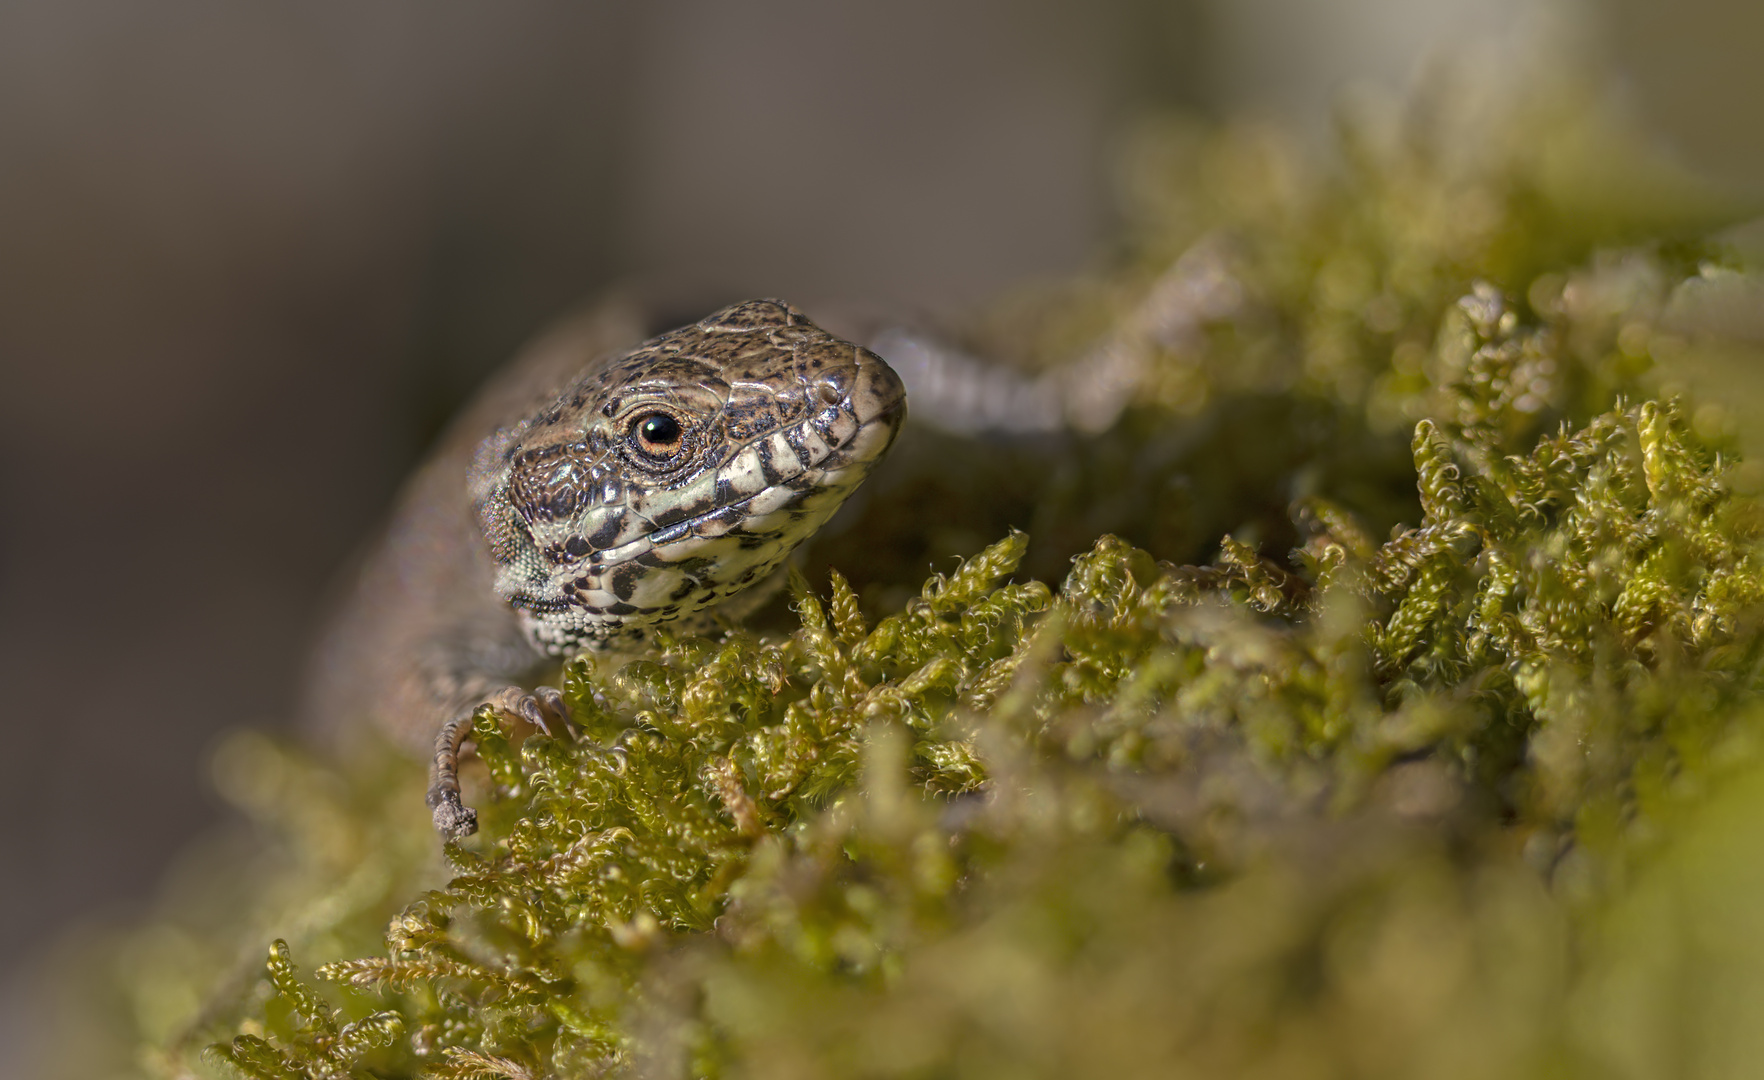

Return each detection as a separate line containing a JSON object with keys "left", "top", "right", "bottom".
{"left": 635, "top": 485, "right": 772, "bottom": 551}
{"left": 604, "top": 349, "right": 907, "bottom": 563}
{"left": 605, "top": 395, "right": 904, "bottom": 566}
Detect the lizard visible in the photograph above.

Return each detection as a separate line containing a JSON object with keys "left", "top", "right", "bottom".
{"left": 302, "top": 298, "right": 908, "bottom": 840}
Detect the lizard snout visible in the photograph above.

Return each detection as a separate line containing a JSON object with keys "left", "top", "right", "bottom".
{"left": 843, "top": 346, "right": 908, "bottom": 433}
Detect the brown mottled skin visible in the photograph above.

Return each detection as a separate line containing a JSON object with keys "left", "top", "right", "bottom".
{"left": 303, "top": 299, "right": 907, "bottom": 839}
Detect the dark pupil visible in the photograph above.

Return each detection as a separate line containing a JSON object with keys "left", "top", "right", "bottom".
{"left": 639, "top": 414, "right": 681, "bottom": 446}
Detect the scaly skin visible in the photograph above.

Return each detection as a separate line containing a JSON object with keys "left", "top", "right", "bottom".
{"left": 303, "top": 299, "right": 907, "bottom": 839}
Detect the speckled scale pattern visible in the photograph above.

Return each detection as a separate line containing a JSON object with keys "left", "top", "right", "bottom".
{"left": 470, "top": 299, "right": 907, "bottom": 657}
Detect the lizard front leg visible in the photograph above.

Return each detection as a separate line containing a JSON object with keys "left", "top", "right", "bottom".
{"left": 427, "top": 685, "right": 574, "bottom": 840}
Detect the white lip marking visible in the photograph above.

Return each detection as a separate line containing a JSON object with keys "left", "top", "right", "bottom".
{"left": 796, "top": 422, "right": 832, "bottom": 463}
{"left": 720, "top": 445, "right": 767, "bottom": 496}
{"left": 598, "top": 535, "right": 653, "bottom": 565}
{"left": 821, "top": 409, "right": 858, "bottom": 445}
{"left": 765, "top": 432, "right": 802, "bottom": 479}
{"left": 746, "top": 485, "right": 798, "bottom": 518}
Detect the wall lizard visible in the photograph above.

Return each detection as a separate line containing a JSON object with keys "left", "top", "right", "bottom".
{"left": 302, "top": 298, "right": 907, "bottom": 839}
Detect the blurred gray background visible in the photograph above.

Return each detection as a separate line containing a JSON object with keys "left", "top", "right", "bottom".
{"left": 0, "top": 0, "right": 1759, "bottom": 1064}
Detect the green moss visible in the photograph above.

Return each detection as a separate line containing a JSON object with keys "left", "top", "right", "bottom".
{"left": 178, "top": 382, "right": 1764, "bottom": 1078}
{"left": 44, "top": 77, "right": 1764, "bottom": 1080}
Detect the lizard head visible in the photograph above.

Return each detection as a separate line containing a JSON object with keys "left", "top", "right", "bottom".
{"left": 475, "top": 299, "right": 907, "bottom": 655}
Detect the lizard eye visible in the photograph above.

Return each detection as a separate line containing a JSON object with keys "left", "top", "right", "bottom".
{"left": 629, "top": 410, "right": 685, "bottom": 462}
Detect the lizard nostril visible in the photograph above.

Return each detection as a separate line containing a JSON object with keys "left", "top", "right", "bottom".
{"left": 815, "top": 380, "right": 844, "bottom": 407}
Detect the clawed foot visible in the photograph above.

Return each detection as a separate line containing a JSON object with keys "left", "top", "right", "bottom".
{"left": 426, "top": 685, "right": 575, "bottom": 841}
{"left": 489, "top": 684, "right": 575, "bottom": 738}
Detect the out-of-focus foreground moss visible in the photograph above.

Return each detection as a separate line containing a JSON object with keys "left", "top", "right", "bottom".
{"left": 42, "top": 75, "right": 1764, "bottom": 1080}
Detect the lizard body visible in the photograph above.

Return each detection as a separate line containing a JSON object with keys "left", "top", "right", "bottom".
{"left": 304, "top": 299, "right": 906, "bottom": 838}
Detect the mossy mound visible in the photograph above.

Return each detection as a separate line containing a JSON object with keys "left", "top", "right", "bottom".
{"left": 44, "top": 78, "right": 1764, "bottom": 1080}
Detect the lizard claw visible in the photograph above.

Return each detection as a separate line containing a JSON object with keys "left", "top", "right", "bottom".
{"left": 491, "top": 685, "right": 576, "bottom": 739}
{"left": 533, "top": 685, "right": 574, "bottom": 735}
